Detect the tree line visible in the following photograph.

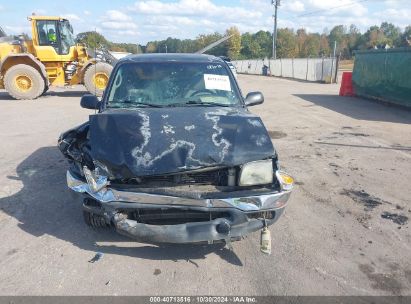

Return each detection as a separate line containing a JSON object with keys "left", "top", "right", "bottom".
{"left": 77, "top": 22, "right": 411, "bottom": 60}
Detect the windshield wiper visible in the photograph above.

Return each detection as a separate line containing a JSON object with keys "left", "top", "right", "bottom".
{"left": 109, "top": 101, "right": 164, "bottom": 108}
{"left": 168, "top": 100, "right": 231, "bottom": 107}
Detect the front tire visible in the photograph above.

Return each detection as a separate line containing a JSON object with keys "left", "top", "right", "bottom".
{"left": 4, "top": 64, "right": 45, "bottom": 100}
{"left": 83, "top": 210, "right": 109, "bottom": 228}
{"left": 83, "top": 62, "right": 113, "bottom": 97}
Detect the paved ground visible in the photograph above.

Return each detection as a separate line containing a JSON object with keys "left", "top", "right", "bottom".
{"left": 0, "top": 75, "right": 411, "bottom": 296}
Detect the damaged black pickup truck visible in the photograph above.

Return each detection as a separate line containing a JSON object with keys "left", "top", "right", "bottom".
{"left": 58, "top": 54, "right": 293, "bottom": 251}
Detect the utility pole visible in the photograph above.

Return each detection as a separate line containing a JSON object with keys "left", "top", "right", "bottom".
{"left": 272, "top": 0, "right": 280, "bottom": 59}
{"left": 330, "top": 41, "right": 337, "bottom": 83}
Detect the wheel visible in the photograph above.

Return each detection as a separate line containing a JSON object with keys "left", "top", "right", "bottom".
{"left": 4, "top": 64, "right": 45, "bottom": 100}
{"left": 83, "top": 62, "right": 113, "bottom": 97}
{"left": 189, "top": 89, "right": 216, "bottom": 97}
{"left": 83, "top": 210, "right": 109, "bottom": 228}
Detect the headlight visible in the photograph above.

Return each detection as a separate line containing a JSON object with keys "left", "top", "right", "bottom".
{"left": 83, "top": 166, "right": 109, "bottom": 193}
{"left": 276, "top": 170, "right": 294, "bottom": 191}
{"left": 239, "top": 160, "right": 273, "bottom": 186}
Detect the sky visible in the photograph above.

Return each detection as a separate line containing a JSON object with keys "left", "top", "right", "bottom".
{"left": 0, "top": 0, "right": 410, "bottom": 44}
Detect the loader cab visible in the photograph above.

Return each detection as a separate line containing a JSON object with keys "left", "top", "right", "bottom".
{"left": 30, "top": 16, "right": 76, "bottom": 60}
{"left": 0, "top": 26, "right": 6, "bottom": 38}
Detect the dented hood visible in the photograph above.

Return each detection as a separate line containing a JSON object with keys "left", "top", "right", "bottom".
{"left": 89, "top": 107, "right": 275, "bottom": 178}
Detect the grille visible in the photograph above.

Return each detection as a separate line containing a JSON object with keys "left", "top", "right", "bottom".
{"left": 129, "top": 208, "right": 232, "bottom": 225}
{"left": 140, "top": 168, "right": 228, "bottom": 186}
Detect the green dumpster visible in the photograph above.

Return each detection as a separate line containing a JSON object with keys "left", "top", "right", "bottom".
{"left": 352, "top": 48, "right": 411, "bottom": 107}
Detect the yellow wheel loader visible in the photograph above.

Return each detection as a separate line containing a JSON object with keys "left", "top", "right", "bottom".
{"left": 0, "top": 16, "right": 115, "bottom": 100}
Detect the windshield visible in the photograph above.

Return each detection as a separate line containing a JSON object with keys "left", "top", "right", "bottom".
{"left": 107, "top": 62, "right": 241, "bottom": 108}
{"left": 59, "top": 20, "right": 76, "bottom": 54}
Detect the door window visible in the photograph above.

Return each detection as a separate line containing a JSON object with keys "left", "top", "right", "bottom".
{"left": 36, "top": 20, "right": 59, "bottom": 52}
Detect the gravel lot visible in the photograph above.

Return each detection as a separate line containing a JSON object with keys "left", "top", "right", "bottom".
{"left": 0, "top": 75, "right": 410, "bottom": 296}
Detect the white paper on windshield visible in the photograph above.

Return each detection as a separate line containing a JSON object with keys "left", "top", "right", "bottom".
{"left": 204, "top": 74, "right": 231, "bottom": 91}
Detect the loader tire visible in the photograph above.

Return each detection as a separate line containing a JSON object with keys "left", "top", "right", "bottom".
{"left": 4, "top": 64, "right": 45, "bottom": 100}
{"left": 84, "top": 62, "right": 113, "bottom": 97}
{"left": 42, "top": 85, "right": 49, "bottom": 96}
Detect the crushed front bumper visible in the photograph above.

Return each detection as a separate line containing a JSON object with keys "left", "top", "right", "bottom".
{"left": 112, "top": 210, "right": 285, "bottom": 243}
{"left": 67, "top": 170, "right": 292, "bottom": 243}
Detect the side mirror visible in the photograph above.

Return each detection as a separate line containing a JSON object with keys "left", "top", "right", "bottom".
{"left": 80, "top": 94, "right": 101, "bottom": 109}
{"left": 244, "top": 92, "right": 264, "bottom": 107}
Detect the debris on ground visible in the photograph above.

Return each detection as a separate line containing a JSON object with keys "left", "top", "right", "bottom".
{"left": 381, "top": 212, "right": 409, "bottom": 225}
{"left": 154, "top": 269, "right": 161, "bottom": 275}
{"left": 268, "top": 130, "right": 287, "bottom": 139}
{"left": 332, "top": 132, "right": 370, "bottom": 137}
{"left": 88, "top": 252, "right": 104, "bottom": 263}
{"left": 340, "top": 189, "right": 388, "bottom": 211}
